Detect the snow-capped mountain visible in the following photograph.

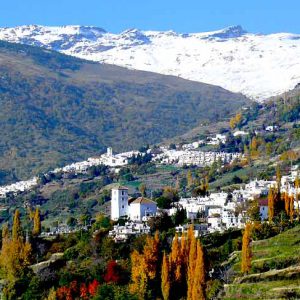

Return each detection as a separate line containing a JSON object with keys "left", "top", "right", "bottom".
{"left": 1, "top": 24, "right": 300, "bottom": 100}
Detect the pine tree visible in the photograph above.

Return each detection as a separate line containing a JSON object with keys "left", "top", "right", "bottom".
{"left": 161, "top": 253, "right": 170, "bottom": 300}
{"left": 241, "top": 223, "right": 252, "bottom": 274}
{"left": 191, "top": 240, "right": 205, "bottom": 300}
{"left": 33, "top": 207, "right": 41, "bottom": 236}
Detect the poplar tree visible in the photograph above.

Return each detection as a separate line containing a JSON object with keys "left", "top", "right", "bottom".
{"left": 0, "top": 211, "right": 32, "bottom": 298}
{"left": 187, "top": 231, "right": 197, "bottom": 300}
{"left": 241, "top": 223, "right": 252, "bottom": 274}
{"left": 130, "top": 231, "right": 160, "bottom": 299}
{"left": 295, "top": 175, "right": 300, "bottom": 220}
{"left": 284, "top": 192, "right": 290, "bottom": 216}
{"left": 289, "top": 195, "right": 294, "bottom": 222}
{"left": 161, "top": 253, "right": 170, "bottom": 300}
{"left": 33, "top": 207, "right": 41, "bottom": 236}
{"left": 187, "top": 170, "right": 193, "bottom": 188}
{"left": 191, "top": 240, "right": 206, "bottom": 300}
{"left": 268, "top": 187, "right": 275, "bottom": 222}
{"left": 12, "top": 209, "right": 22, "bottom": 241}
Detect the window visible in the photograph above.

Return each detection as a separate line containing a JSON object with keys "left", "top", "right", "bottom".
{"left": 122, "top": 205, "right": 124, "bottom": 209}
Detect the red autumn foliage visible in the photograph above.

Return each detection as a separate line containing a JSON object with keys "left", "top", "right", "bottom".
{"left": 57, "top": 279, "right": 99, "bottom": 299}
{"left": 88, "top": 279, "right": 100, "bottom": 296}
{"left": 56, "top": 286, "right": 72, "bottom": 300}
{"left": 80, "top": 283, "right": 89, "bottom": 299}
{"left": 104, "top": 260, "right": 122, "bottom": 283}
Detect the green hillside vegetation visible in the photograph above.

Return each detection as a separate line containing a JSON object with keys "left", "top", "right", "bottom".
{"left": 0, "top": 40, "right": 249, "bottom": 185}
{"left": 224, "top": 225, "right": 300, "bottom": 299}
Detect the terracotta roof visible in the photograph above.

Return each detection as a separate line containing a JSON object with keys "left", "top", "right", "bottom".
{"left": 112, "top": 185, "right": 128, "bottom": 190}
{"left": 130, "top": 197, "right": 157, "bottom": 205}
{"left": 258, "top": 198, "right": 268, "bottom": 206}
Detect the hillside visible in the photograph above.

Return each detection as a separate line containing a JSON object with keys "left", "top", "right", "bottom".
{"left": 0, "top": 41, "right": 248, "bottom": 185}
{"left": 1, "top": 25, "right": 300, "bottom": 99}
{"left": 224, "top": 225, "right": 300, "bottom": 299}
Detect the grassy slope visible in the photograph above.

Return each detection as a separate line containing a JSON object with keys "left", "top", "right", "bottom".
{"left": 0, "top": 41, "right": 249, "bottom": 185}
{"left": 224, "top": 225, "right": 300, "bottom": 299}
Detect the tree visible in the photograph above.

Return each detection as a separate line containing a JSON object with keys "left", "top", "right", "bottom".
{"left": 187, "top": 170, "right": 193, "bottom": 188}
{"left": 33, "top": 207, "right": 41, "bottom": 236}
{"left": 295, "top": 174, "right": 300, "bottom": 220}
{"left": 289, "top": 195, "right": 294, "bottom": 222}
{"left": 139, "top": 183, "right": 147, "bottom": 197}
{"left": 268, "top": 187, "right": 275, "bottom": 222}
{"left": 284, "top": 192, "right": 290, "bottom": 216}
{"left": 130, "top": 232, "right": 160, "bottom": 299}
{"left": 0, "top": 211, "right": 32, "bottom": 298}
{"left": 276, "top": 166, "right": 282, "bottom": 193}
{"left": 161, "top": 253, "right": 170, "bottom": 300}
{"left": 175, "top": 175, "right": 180, "bottom": 191}
{"left": 191, "top": 240, "right": 206, "bottom": 300}
{"left": 12, "top": 209, "right": 22, "bottom": 241}
{"left": 187, "top": 229, "right": 197, "bottom": 300}
{"left": 241, "top": 223, "right": 252, "bottom": 274}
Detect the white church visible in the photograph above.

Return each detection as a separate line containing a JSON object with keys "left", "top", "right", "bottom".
{"left": 111, "top": 185, "right": 157, "bottom": 221}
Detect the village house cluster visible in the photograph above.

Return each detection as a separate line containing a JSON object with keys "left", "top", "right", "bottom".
{"left": 0, "top": 138, "right": 242, "bottom": 198}
{"left": 153, "top": 148, "right": 241, "bottom": 167}
{"left": 109, "top": 166, "right": 299, "bottom": 241}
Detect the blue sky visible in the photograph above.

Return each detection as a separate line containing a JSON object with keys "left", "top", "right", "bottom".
{"left": 1, "top": 0, "right": 299, "bottom": 34}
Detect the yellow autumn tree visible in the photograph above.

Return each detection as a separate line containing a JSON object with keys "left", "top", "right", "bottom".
{"left": 295, "top": 175, "right": 300, "bottom": 220}
{"left": 250, "top": 137, "right": 258, "bottom": 158}
{"left": 130, "top": 250, "right": 147, "bottom": 299}
{"left": 284, "top": 192, "right": 290, "bottom": 216}
{"left": 229, "top": 112, "right": 242, "bottom": 129}
{"left": 187, "top": 229, "right": 197, "bottom": 300}
{"left": 0, "top": 211, "right": 32, "bottom": 299}
{"left": 241, "top": 223, "right": 252, "bottom": 274}
{"left": 161, "top": 253, "right": 170, "bottom": 300}
{"left": 170, "top": 234, "right": 182, "bottom": 283}
{"left": 191, "top": 240, "right": 206, "bottom": 300}
{"left": 187, "top": 170, "right": 193, "bottom": 188}
{"left": 268, "top": 187, "right": 275, "bottom": 222}
{"left": 276, "top": 166, "right": 282, "bottom": 193}
{"left": 33, "top": 207, "right": 41, "bottom": 236}
{"left": 289, "top": 195, "right": 294, "bottom": 222}
{"left": 130, "top": 231, "right": 160, "bottom": 299}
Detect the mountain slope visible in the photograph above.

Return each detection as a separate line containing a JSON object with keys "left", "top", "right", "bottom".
{"left": 0, "top": 41, "right": 248, "bottom": 185}
{"left": 1, "top": 25, "right": 300, "bottom": 100}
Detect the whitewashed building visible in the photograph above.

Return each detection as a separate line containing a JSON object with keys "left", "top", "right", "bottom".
{"left": 110, "top": 187, "right": 157, "bottom": 221}
{"left": 111, "top": 186, "right": 129, "bottom": 221}
{"left": 129, "top": 197, "right": 157, "bottom": 221}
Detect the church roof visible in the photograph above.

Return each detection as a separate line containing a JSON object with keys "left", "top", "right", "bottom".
{"left": 130, "top": 197, "right": 157, "bottom": 205}
{"left": 112, "top": 184, "right": 128, "bottom": 190}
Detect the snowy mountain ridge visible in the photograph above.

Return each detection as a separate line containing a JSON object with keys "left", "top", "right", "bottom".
{"left": 1, "top": 24, "right": 300, "bottom": 100}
